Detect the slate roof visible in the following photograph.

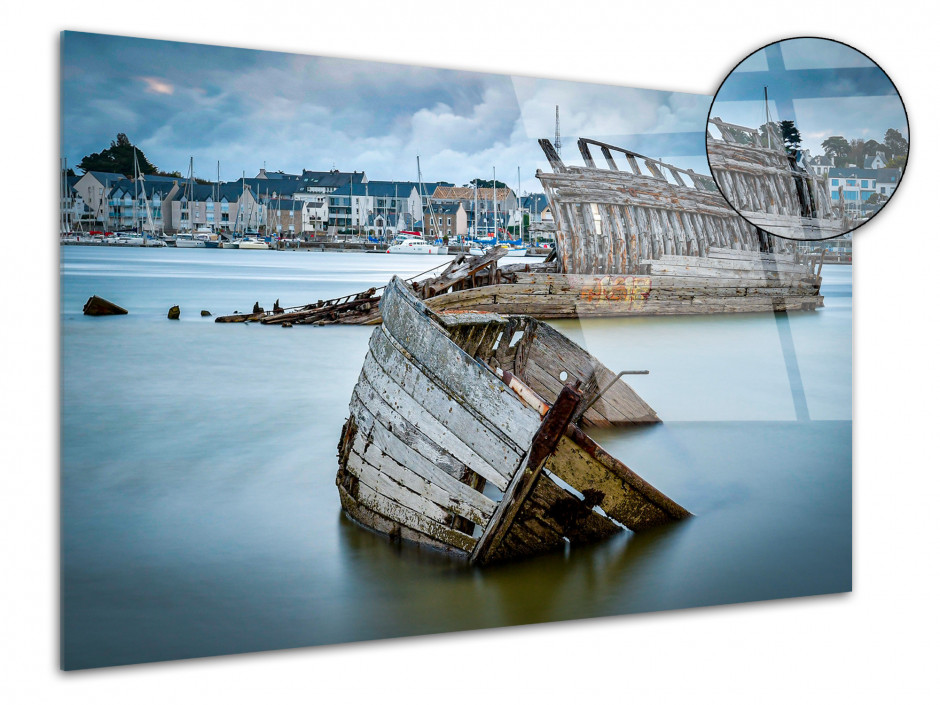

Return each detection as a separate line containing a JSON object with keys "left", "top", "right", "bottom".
{"left": 86, "top": 171, "right": 126, "bottom": 184}
{"left": 257, "top": 170, "right": 301, "bottom": 180}
{"left": 426, "top": 203, "right": 463, "bottom": 216}
{"left": 875, "top": 168, "right": 902, "bottom": 185}
{"left": 300, "top": 170, "right": 367, "bottom": 190}
{"left": 520, "top": 194, "right": 548, "bottom": 211}
{"left": 828, "top": 168, "right": 878, "bottom": 180}
{"left": 267, "top": 198, "right": 305, "bottom": 210}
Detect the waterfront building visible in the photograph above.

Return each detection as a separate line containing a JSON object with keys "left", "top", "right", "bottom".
{"left": 422, "top": 202, "right": 466, "bottom": 240}
{"left": 107, "top": 178, "right": 176, "bottom": 232}
{"left": 805, "top": 153, "right": 834, "bottom": 178}
{"left": 73, "top": 171, "right": 126, "bottom": 228}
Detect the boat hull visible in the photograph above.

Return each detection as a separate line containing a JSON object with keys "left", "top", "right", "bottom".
{"left": 421, "top": 248, "right": 823, "bottom": 318}
{"left": 335, "top": 276, "right": 689, "bottom": 564}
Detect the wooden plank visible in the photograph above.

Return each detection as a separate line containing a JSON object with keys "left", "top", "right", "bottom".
{"left": 378, "top": 278, "right": 543, "bottom": 449}
{"left": 525, "top": 473, "right": 621, "bottom": 545}
{"left": 471, "top": 384, "right": 582, "bottom": 565}
{"left": 546, "top": 429, "right": 692, "bottom": 530}
{"left": 351, "top": 375, "right": 502, "bottom": 487}
{"left": 348, "top": 396, "right": 497, "bottom": 522}
{"left": 337, "top": 483, "right": 460, "bottom": 554}
{"left": 361, "top": 346, "right": 519, "bottom": 488}
{"left": 337, "top": 468, "right": 477, "bottom": 552}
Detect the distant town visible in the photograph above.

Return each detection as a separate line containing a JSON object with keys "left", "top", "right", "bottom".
{"left": 60, "top": 134, "right": 552, "bottom": 245}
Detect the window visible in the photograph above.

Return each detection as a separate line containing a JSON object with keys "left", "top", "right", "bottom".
{"left": 831, "top": 179, "right": 838, "bottom": 186}
{"left": 846, "top": 180, "right": 856, "bottom": 187}
{"left": 860, "top": 180, "right": 868, "bottom": 188}
{"left": 438, "top": 217, "right": 443, "bottom": 225}
{"left": 447, "top": 217, "right": 452, "bottom": 226}
{"left": 831, "top": 191, "right": 839, "bottom": 200}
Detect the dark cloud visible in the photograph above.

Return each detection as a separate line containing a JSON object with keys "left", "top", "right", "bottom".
{"left": 62, "top": 31, "right": 711, "bottom": 191}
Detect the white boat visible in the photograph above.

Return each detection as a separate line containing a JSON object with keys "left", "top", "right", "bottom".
{"left": 174, "top": 232, "right": 205, "bottom": 248}
{"left": 235, "top": 237, "right": 270, "bottom": 250}
{"left": 221, "top": 239, "right": 239, "bottom": 249}
{"left": 112, "top": 232, "right": 144, "bottom": 246}
{"left": 386, "top": 237, "right": 439, "bottom": 254}
{"left": 498, "top": 244, "right": 528, "bottom": 257}
{"left": 143, "top": 235, "right": 167, "bottom": 247}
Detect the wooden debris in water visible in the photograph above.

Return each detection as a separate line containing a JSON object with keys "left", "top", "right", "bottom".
{"left": 82, "top": 295, "right": 127, "bottom": 316}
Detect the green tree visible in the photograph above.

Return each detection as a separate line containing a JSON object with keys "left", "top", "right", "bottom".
{"left": 779, "top": 120, "right": 802, "bottom": 156}
{"left": 757, "top": 121, "right": 783, "bottom": 148}
{"left": 883, "top": 128, "right": 908, "bottom": 160}
{"left": 822, "top": 136, "right": 851, "bottom": 167}
{"left": 467, "top": 178, "right": 509, "bottom": 190}
{"left": 78, "top": 133, "right": 159, "bottom": 176}
{"left": 886, "top": 154, "right": 907, "bottom": 169}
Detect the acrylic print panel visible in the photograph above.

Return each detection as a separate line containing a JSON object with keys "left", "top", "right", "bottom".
{"left": 60, "top": 31, "right": 851, "bottom": 670}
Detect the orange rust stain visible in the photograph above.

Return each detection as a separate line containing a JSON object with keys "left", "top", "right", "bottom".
{"left": 580, "top": 276, "right": 652, "bottom": 307}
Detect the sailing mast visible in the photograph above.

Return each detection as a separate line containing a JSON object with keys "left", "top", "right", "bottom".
{"left": 493, "top": 166, "right": 497, "bottom": 240}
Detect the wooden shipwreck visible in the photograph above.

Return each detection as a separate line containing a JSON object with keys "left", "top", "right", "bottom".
{"left": 218, "top": 136, "right": 828, "bottom": 327}
{"left": 414, "top": 137, "right": 826, "bottom": 317}
{"left": 707, "top": 117, "right": 851, "bottom": 240}
{"left": 336, "top": 275, "right": 690, "bottom": 565}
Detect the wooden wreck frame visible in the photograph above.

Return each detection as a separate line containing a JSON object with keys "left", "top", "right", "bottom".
{"left": 336, "top": 276, "right": 690, "bottom": 564}
{"left": 217, "top": 137, "right": 826, "bottom": 327}
{"left": 707, "top": 117, "right": 851, "bottom": 240}
{"left": 414, "top": 137, "right": 825, "bottom": 317}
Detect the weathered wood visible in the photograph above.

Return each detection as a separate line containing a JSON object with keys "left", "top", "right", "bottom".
{"left": 470, "top": 384, "right": 583, "bottom": 565}
{"left": 546, "top": 430, "right": 691, "bottom": 530}
{"left": 356, "top": 357, "right": 512, "bottom": 491}
{"left": 338, "top": 274, "right": 691, "bottom": 562}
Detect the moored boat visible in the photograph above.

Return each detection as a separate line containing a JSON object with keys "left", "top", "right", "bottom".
{"left": 335, "top": 275, "right": 690, "bottom": 564}
{"left": 386, "top": 237, "right": 438, "bottom": 254}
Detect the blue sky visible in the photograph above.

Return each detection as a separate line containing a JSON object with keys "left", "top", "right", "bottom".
{"left": 708, "top": 38, "right": 909, "bottom": 157}
{"left": 62, "top": 31, "right": 713, "bottom": 192}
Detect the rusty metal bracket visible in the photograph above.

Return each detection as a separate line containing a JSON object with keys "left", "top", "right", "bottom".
{"left": 575, "top": 370, "right": 649, "bottom": 422}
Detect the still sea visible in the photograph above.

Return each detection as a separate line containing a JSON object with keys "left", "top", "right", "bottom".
{"left": 61, "top": 246, "right": 851, "bottom": 669}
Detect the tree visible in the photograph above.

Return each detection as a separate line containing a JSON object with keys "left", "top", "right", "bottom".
{"left": 887, "top": 154, "right": 907, "bottom": 169}
{"left": 883, "top": 128, "right": 908, "bottom": 161}
{"left": 822, "top": 136, "right": 851, "bottom": 167}
{"left": 848, "top": 138, "right": 868, "bottom": 168}
{"left": 467, "top": 178, "right": 508, "bottom": 190}
{"left": 779, "top": 120, "right": 802, "bottom": 156}
{"left": 78, "top": 133, "right": 159, "bottom": 176}
{"left": 757, "top": 121, "right": 783, "bottom": 148}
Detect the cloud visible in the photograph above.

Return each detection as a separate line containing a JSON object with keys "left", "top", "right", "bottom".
{"left": 62, "top": 31, "right": 711, "bottom": 194}
{"left": 140, "top": 77, "right": 174, "bottom": 95}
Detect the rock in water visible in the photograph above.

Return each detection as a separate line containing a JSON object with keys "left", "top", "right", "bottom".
{"left": 273, "top": 299, "right": 284, "bottom": 313}
{"left": 252, "top": 301, "right": 263, "bottom": 314}
{"left": 168, "top": 305, "right": 181, "bottom": 320}
{"left": 83, "top": 295, "right": 128, "bottom": 316}
{"left": 200, "top": 310, "right": 212, "bottom": 317}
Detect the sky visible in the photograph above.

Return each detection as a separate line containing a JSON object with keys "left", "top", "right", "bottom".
{"left": 61, "top": 31, "right": 712, "bottom": 194}
{"left": 707, "top": 38, "right": 909, "bottom": 158}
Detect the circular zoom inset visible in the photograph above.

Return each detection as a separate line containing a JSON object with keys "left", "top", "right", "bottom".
{"left": 706, "top": 37, "right": 909, "bottom": 241}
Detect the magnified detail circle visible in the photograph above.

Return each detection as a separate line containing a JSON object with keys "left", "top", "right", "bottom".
{"left": 706, "top": 37, "right": 909, "bottom": 241}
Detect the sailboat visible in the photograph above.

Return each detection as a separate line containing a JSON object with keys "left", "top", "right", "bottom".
{"left": 175, "top": 157, "right": 205, "bottom": 248}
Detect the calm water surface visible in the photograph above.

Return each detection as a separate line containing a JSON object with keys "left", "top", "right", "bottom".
{"left": 61, "top": 247, "right": 851, "bottom": 669}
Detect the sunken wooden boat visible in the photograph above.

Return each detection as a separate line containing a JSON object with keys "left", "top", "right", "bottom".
{"left": 707, "top": 117, "right": 851, "bottom": 240}
{"left": 415, "top": 137, "right": 826, "bottom": 317}
{"left": 336, "top": 275, "right": 690, "bottom": 565}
